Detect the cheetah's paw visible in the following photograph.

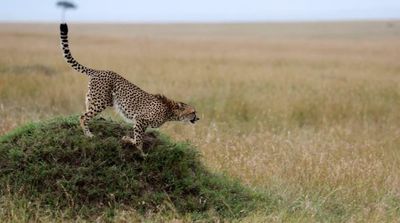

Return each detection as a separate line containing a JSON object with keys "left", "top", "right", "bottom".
{"left": 122, "top": 136, "right": 136, "bottom": 145}
{"left": 84, "top": 131, "right": 94, "bottom": 138}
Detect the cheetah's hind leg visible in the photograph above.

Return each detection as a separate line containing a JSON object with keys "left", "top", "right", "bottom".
{"left": 80, "top": 103, "right": 107, "bottom": 138}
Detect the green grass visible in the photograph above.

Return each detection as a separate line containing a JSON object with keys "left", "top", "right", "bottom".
{"left": 0, "top": 116, "right": 275, "bottom": 221}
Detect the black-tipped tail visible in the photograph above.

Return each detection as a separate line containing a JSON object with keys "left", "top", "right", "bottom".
{"left": 60, "top": 23, "right": 68, "bottom": 35}
{"left": 60, "top": 23, "right": 90, "bottom": 74}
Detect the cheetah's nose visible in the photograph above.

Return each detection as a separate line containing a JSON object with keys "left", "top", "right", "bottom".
{"left": 190, "top": 116, "right": 199, "bottom": 124}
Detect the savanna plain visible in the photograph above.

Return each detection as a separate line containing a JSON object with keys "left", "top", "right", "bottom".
{"left": 0, "top": 21, "right": 400, "bottom": 222}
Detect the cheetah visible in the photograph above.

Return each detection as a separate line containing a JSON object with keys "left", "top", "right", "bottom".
{"left": 59, "top": 23, "right": 199, "bottom": 154}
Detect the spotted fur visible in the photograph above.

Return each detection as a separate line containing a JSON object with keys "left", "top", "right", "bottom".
{"left": 60, "top": 23, "right": 199, "bottom": 153}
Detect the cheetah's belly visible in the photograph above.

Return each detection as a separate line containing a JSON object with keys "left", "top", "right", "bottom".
{"left": 113, "top": 98, "right": 136, "bottom": 124}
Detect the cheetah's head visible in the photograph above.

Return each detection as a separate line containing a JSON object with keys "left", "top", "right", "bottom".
{"left": 173, "top": 102, "right": 199, "bottom": 124}
{"left": 155, "top": 94, "right": 199, "bottom": 124}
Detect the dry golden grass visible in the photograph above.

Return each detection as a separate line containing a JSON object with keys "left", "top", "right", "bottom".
{"left": 1, "top": 21, "right": 400, "bottom": 222}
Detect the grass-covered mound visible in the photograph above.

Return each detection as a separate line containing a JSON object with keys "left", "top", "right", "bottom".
{"left": 0, "top": 116, "right": 272, "bottom": 220}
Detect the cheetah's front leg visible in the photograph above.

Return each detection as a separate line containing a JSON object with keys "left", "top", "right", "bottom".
{"left": 122, "top": 120, "right": 147, "bottom": 156}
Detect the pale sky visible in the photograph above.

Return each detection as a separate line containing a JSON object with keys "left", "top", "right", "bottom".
{"left": 2, "top": 0, "right": 400, "bottom": 23}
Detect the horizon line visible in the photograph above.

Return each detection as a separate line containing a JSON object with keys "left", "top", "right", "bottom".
{"left": 1, "top": 18, "right": 399, "bottom": 25}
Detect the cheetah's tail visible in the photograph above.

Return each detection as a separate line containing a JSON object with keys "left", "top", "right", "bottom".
{"left": 60, "top": 23, "right": 91, "bottom": 75}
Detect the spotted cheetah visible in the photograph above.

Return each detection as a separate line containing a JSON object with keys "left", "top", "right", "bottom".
{"left": 60, "top": 23, "right": 199, "bottom": 153}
